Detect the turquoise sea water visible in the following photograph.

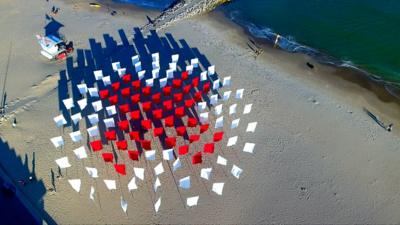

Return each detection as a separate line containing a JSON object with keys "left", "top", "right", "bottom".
{"left": 115, "top": 0, "right": 400, "bottom": 84}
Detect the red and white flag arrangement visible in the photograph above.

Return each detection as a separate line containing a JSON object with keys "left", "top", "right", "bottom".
{"left": 50, "top": 44, "right": 257, "bottom": 214}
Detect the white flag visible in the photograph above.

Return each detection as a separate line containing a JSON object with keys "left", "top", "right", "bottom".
{"left": 246, "top": 122, "right": 257, "bottom": 133}
{"left": 231, "top": 165, "right": 243, "bottom": 179}
{"left": 154, "top": 162, "right": 164, "bottom": 176}
{"left": 104, "top": 180, "right": 116, "bottom": 190}
{"left": 85, "top": 167, "right": 98, "bottom": 178}
{"left": 243, "top": 143, "right": 255, "bottom": 153}
{"left": 50, "top": 136, "right": 64, "bottom": 148}
{"left": 128, "top": 176, "right": 138, "bottom": 191}
{"left": 55, "top": 156, "right": 71, "bottom": 169}
{"left": 62, "top": 98, "right": 74, "bottom": 110}
{"left": 68, "top": 179, "right": 81, "bottom": 193}
{"left": 227, "top": 136, "right": 238, "bottom": 147}
{"left": 179, "top": 176, "right": 190, "bottom": 189}
{"left": 53, "top": 114, "right": 67, "bottom": 127}
{"left": 73, "top": 146, "right": 87, "bottom": 159}
{"left": 134, "top": 167, "right": 145, "bottom": 180}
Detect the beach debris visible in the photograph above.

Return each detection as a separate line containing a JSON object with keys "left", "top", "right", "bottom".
{"left": 89, "top": 3, "right": 101, "bottom": 8}
{"left": 12, "top": 117, "right": 17, "bottom": 128}
{"left": 47, "top": 30, "right": 257, "bottom": 213}
{"left": 306, "top": 62, "right": 315, "bottom": 69}
{"left": 18, "top": 176, "right": 34, "bottom": 186}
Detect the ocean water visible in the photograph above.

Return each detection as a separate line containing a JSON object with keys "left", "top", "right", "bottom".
{"left": 115, "top": 0, "right": 400, "bottom": 84}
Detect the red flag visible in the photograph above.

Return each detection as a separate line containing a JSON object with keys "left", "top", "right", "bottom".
{"left": 152, "top": 109, "right": 163, "bottom": 120}
{"left": 179, "top": 145, "right": 189, "bottom": 155}
{"left": 130, "top": 110, "right": 141, "bottom": 120}
{"left": 142, "top": 101, "right": 152, "bottom": 112}
{"left": 118, "top": 120, "right": 129, "bottom": 131}
{"left": 121, "top": 87, "right": 130, "bottom": 98}
{"left": 192, "top": 77, "right": 199, "bottom": 87}
{"left": 141, "top": 140, "right": 151, "bottom": 150}
{"left": 203, "top": 143, "right": 214, "bottom": 154}
{"left": 187, "top": 117, "right": 198, "bottom": 127}
{"left": 141, "top": 119, "right": 152, "bottom": 130}
{"left": 119, "top": 104, "right": 130, "bottom": 114}
{"left": 176, "top": 126, "right": 186, "bottom": 136}
{"left": 154, "top": 127, "right": 164, "bottom": 137}
{"left": 99, "top": 89, "right": 109, "bottom": 99}
{"left": 173, "top": 93, "right": 183, "bottom": 102}
{"left": 163, "top": 86, "right": 172, "bottom": 96}
{"left": 116, "top": 140, "right": 128, "bottom": 150}
{"left": 200, "top": 124, "right": 209, "bottom": 133}
{"left": 163, "top": 100, "right": 173, "bottom": 111}
{"left": 108, "top": 95, "right": 118, "bottom": 105}
{"left": 164, "top": 116, "right": 174, "bottom": 127}
{"left": 90, "top": 140, "right": 103, "bottom": 151}
{"left": 131, "top": 94, "right": 140, "bottom": 104}
{"left": 213, "top": 131, "right": 224, "bottom": 142}
{"left": 102, "top": 153, "right": 113, "bottom": 162}
{"left": 165, "top": 137, "right": 176, "bottom": 148}
{"left": 105, "top": 130, "right": 116, "bottom": 141}
{"left": 172, "top": 79, "right": 182, "bottom": 89}
{"left": 202, "top": 82, "right": 210, "bottom": 93}
{"left": 122, "top": 74, "right": 131, "bottom": 83}
{"left": 181, "top": 71, "right": 189, "bottom": 80}
{"left": 183, "top": 84, "right": 191, "bottom": 94}
{"left": 184, "top": 99, "right": 195, "bottom": 108}
{"left": 189, "top": 134, "right": 200, "bottom": 143}
{"left": 175, "top": 106, "right": 185, "bottom": 118}
{"left": 132, "top": 80, "right": 141, "bottom": 90}
{"left": 111, "top": 82, "right": 120, "bottom": 92}
{"left": 142, "top": 86, "right": 151, "bottom": 96}
{"left": 128, "top": 150, "right": 139, "bottom": 161}
{"left": 114, "top": 164, "right": 126, "bottom": 175}
{"left": 152, "top": 93, "right": 161, "bottom": 104}
{"left": 194, "top": 91, "right": 202, "bottom": 102}
{"left": 129, "top": 131, "right": 140, "bottom": 141}
{"left": 192, "top": 152, "right": 202, "bottom": 164}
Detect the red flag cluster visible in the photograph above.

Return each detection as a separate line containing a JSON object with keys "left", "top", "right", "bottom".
{"left": 86, "top": 68, "right": 225, "bottom": 170}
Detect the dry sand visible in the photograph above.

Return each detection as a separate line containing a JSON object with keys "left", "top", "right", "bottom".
{"left": 1, "top": 0, "right": 400, "bottom": 224}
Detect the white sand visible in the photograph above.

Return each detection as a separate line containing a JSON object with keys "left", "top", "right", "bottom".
{"left": 1, "top": 0, "right": 400, "bottom": 224}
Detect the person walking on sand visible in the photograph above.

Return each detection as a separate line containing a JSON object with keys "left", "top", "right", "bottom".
{"left": 387, "top": 123, "right": 393, "bottom": 132}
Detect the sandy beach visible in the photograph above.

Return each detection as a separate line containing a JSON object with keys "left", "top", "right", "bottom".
{"left": 1, "top": 0, "right": 400, "bottom": 224}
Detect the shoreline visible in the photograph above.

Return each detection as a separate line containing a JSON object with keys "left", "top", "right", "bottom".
{"left": 99, "top": 0, "right": 400, "bottom": 132}
{"left": 207, "top": 10, "right": 400, "bottom": 133}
